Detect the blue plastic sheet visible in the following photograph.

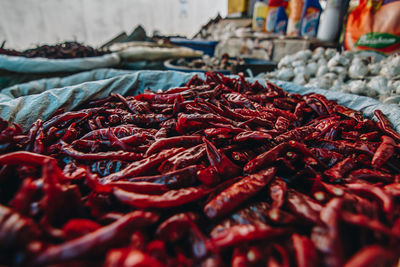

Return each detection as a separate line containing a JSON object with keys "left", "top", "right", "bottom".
{"left": 0, "top": 70, "right": 399, "bottom": 133}
{"left": 0, "top": 53, "right": 121, "bottom": 73}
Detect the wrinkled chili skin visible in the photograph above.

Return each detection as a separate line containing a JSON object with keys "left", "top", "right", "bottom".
{"left": 1, "top": 72, "right": 400, "bottom": 266}
{"left": 204, "top": 167, "right": 276, "bottom": 219}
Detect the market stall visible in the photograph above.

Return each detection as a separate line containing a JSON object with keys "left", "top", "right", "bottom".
{"left": 0, "top": 0, "right": 400, "bottom": 266}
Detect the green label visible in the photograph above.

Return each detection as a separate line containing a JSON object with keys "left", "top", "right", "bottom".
{"left": 355, "top": 33, "right": 400, "bottom": 49}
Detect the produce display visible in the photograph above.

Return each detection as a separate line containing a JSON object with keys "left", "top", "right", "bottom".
{"left": 173, "top": 54, "right": 244, "bottom": 72}
{"left": 1, "top": 72, "right": 400, "bottom": 266}
{"left": 261, "top": 48, "right": 400, "bottom": 104}
{"left": 0, "top": 41, "right": 109, "bottom": 59}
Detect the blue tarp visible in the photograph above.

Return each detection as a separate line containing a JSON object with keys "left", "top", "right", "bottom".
{"left": 0, "top": 53, "right": 121, "bottom": 73}
{"left": 0, "top": 69, "right": 399, "bottom": 133}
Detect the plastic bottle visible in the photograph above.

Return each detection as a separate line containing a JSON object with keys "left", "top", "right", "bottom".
{"left": 299, "top": 0, "right": 322, "bottom": 37}
{"left": 274, "top": 6, "right": 288, "bottom": 35}
{"left": 265, "top": 0, "right": 282, "bottom": 33}
{"left": 287, "top": 0, "right": 304, "bottom": 36}
{"left": 252, "top": 0, "right": 268, "bottom": 32}
{"left": 317, "top": 0, "right": 346, "bottom": 42}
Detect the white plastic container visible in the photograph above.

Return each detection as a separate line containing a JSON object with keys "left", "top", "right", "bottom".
{"left": 317, "top": 0, "right": 344, "bottom": 41}
{"left": 252, "top": 0, "right": 268, "bottom": 32}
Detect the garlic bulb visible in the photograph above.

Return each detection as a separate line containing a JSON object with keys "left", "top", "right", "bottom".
{"left": 293, "top": 74, "right": 307, "bottom": 85}
{"left": 368, "top": 76, "right": 389, "bottom": 95}
{"left": 316, "top": 65, "right": 329, "bottom": 77}
{"left": 348, "top": 80, "right": 367, "bottom": 95}
{"left": 349, "top": 63, "right": 368, "bottom": 79}
{"left": 368, "top": 63, "right": 381, "bottom": 76}
{"left": 277, "top": 68, "right": 294, "bottom": 81}
{"left": 306, "top": 62, "right": 318, "bottom": 78}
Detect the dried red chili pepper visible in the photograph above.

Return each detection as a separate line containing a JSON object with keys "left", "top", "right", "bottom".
{"left": 209, "top": 224, "right": 288, "bottom": 251}
{"left": 32, "top": 211, "right": 159, "bottom": 266}
{"left": 113, "top": 186, "right": 212, "bottom": 209}
{"left": 371, "top": 135, "right": 396, "bottom": 168}
{"left": 374, "top": 110, "right": 400, "bottom": 142}
{"left": 291, "top": 233, "right": 318, "bottom": 267}
{"left": 204, "top": 167, "right": 276, "bottom": 219}
{"left": 342, "top": 245, "right": 397, "bottom": 267}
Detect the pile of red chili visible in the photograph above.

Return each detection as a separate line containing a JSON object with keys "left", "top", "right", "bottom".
{"left": 0, "top": 42, "right": 108, "bottom": 59}
{"left": 0, "top": 72, "right": 399, "bottom": 266}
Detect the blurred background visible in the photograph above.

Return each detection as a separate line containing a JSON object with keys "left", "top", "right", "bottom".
{"left": 0, "top": 0, "right": 228, "bottom": 49}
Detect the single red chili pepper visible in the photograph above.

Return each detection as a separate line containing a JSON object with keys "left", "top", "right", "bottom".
{"left": 176, "top": 113, "right": 238, "bottom": 134}
{"left": 203, "top": 127, "right": 235, "bottom": 139}
{"left": 113, "top": 186, "right": 212, "bottom": 209}
{"left": 80, "top": 125, "right": 156, "bottom": 140}
{"left": 260, "top": 106, "right": 297, "bottom": 122}
{"left": 349, "top": 168, "right": 393, "bottom": 183}
{"left": 156, "top": 212, "right": 198, "bottom": 242}
{"left": 223, "top": 92, "right": 257, "bottom": 109}
{"left": 60, "top": 122, "right": 78, "bottom": 143}
{"left": 113, "top": 93, "right": 151, "bottom": 114}
{"left": 274, "top": 116, "right": 291, "bottom": 132}
{"left": 292, "top": 233, "right": 318, "bottom": 267}
{"left": 374, "top": 109, "right": 400, "bottom": 142}
{"left": 234, "top": 108, "right": 277, "bottom": 122}
{"left": 342, "top": 245, "right": 397, "bottom": 267}
{"left": 244, "top": 143, "right": 287, "bottom": 173}
{"left": 304, "top": 94, "right": 334, "bottom": 116}
{"left": 288, "top": 141, "right": 328, "bottom": 169}
{"left": 104, "top": 248, "right": 166, "bottom": 267}
{"left": 204, "top": 167, "right": 276, "bottom": 219}
{"left": 43, "top": 111, "right": 90, "bottom": 131}
{"left": 60, "top": 141, "right": 143, "bottom": 161}
{"left": 383, "top": 183, "right": 400, "bottom": 197}
{"left": 311, "top": 198, "right": 344, "bottom": 267}
{"left": 135, "top": 92, "right": 184, "bottom": 104}
{"left": 346, "top": 183, "right": 394, "bottom": 216}
{"left": 99, "top": 147, "right": 184, "bottom": 183}
{"left": 310, "top": 147, "right": 344, "bottom": 167}
{"left": 25, "top": 119, "right": 42, "bottom": 152}
{"left": 32, "top": 211, "right": 159, "bottom": 266}
{"left": 340, "top": 211, "right": 395, "bottom": 237}
{"left": 269, "top": 178, "right": 287, "bottom": 209}
{"left": 8, "top": 177, "right": 41, "bottom": 216}
{"left": 126, "top": 165, "right": 199, "bottom": 189}
{"left": 324, "top": 157, "right": 357, "bottom": 182}
{"left": 231, "top": 150, "right": 256, "bottom": 165}
{"left": 146, "top": 135, "right": 202, "bottom": 156}
{"left": 197, "top": 165, "right": 221, "bottom": 186}
{"left": 158, "top": 144, "right": 205, "bottom": 173}
{"left": 233, "top": 131, "right": 273, "bottom": 142}
{"left": 208, "top": 223, "right": 287, "bottom": 251}
{"left": 0, "top": 204, "right": 41, "bottom": 249}
{"left": 40, "top": 159, "right": 84, "bottom": 226}
{"left": 0, "top": 151, "right": 55, "bottom": 166}
{"left": 335, "top": 104, "right": 364, "bottom": 122}
{"left": 275, "top": 126, "right": 316, "bottom": 143}
{"left": 203, "top": 138, "right": 241, "bottom": 179}
{"left": 231, "top": 247, "right": 248, "bottom": 267}
{"left": 123, "top": 113, "right": 169, "bottom": 126}
{"left": 340, "top": 131, "right": 360, "bottom": 141}
{"left": 359, "top": 131, "right": 380, "bottom": 142}
{"left": 266, "top": 208, "right": 299, "bottom": 225}
{"left": 62, "top": 219, "right": 101, "bottom": 240}
{"left": 72, "top": 134, "right": 147, "bottom": 151}
{"left": 286, "top": 189, "right": 321, "bottom": 224}
{"left": 86, "top": 167, "right": 168, "bottom": 195}
{"left": 371, "top": 136, "right": 396, "bottom": 168}
{"left": 273, "top": 98, "right": 295, "bottom": 110}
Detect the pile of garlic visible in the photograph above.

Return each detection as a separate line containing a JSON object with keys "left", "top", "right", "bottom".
{"left": 261, "top": 47, "right": 400, "bottom": 105}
